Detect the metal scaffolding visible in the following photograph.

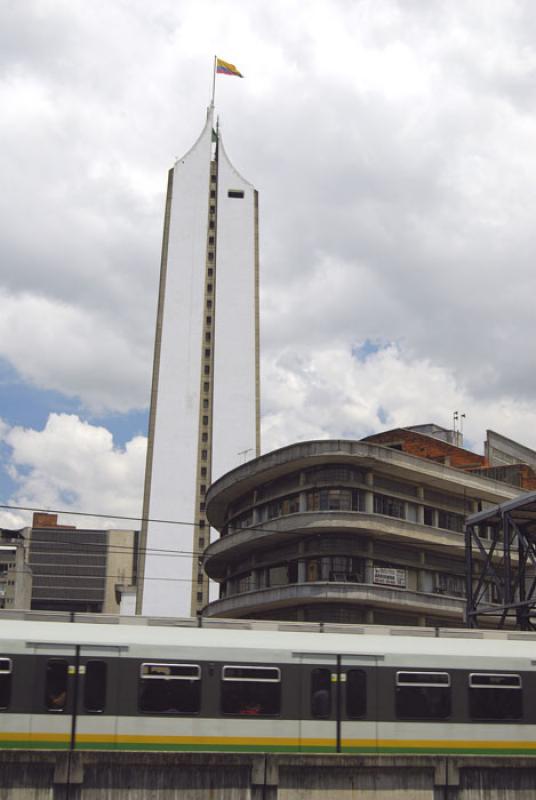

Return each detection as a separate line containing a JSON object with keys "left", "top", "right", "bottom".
{"left": 465, "top": 491, "right": 536, "bottom": 630}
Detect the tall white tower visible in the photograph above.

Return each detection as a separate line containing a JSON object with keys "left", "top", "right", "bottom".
{"left": 137, "top": 106, "right": 260, "bottom": 617}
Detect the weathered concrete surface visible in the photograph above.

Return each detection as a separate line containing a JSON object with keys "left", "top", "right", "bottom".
{"left": 1, "top": 752, "right": 536, "bottom": 799}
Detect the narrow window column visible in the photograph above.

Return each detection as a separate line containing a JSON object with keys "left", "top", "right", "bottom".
{"left": 417, "top": 487, "right": 425, "bottom": 524}
{"left": 365, "top": 471, "right": 374, "bottom": 514}
{"left": 298, "top": 559, "right": 307, "bottom": 583}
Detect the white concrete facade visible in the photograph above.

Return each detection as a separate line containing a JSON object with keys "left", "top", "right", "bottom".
{"left": 138, "top": 107, "right": 259, "bottom": 617}
{"left": 213, "top": 138, "right": 259, "bottom": 478}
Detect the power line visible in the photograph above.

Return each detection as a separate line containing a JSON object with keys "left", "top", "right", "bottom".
{"left": 0, "top": 503, "right": 199, "bottom": 528}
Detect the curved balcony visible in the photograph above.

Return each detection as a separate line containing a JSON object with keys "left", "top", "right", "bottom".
{"left": 203, "top": 581, "right": 465, "bottom": 621}
{"left": 203, "top": 511, "right": 465, "bottom": 580}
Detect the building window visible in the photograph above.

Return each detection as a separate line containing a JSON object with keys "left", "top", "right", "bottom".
{"left": 265, "top": 494, "right": 300, "bottom": 520}
{"left": 202, "top": 433, "right": 208, "bottom": 443}
{"left": 139, "top": 663, "right": 201, "bottom": 714}
{"left": 267, "top": 564, "right": 288, "bottom": 587}
{"left": 373, "top": 493, "right": 405, "bottom": 519}
{"left": 306, "top": 488, "right": 363, "bottom": 512}
{"left": 210, "top": 190, "right": 216, "bottom": 199}
{"left": 208, "top": 251, "right": 214, "bottom": 261}
{"left": 199, "top": 502, "right": 205, "bottom": 512}
{"left": 197, "top": 592, "right": 203, "bottom": 603}
{"left": 199, "top": 537, "right": 205, "bottom": 547}
{"left": 209, "top": 235, "right": 215, "bottom": 244}
{"left": 227, "top": 190, "right": 245, "bottom": 199}
{"left": 206, "top": 318, "right": 212, "bottom": 327}
{"left": 396, "top": 672, "right": 451, "bottom": 719}
{"left": 204, "top": 366, "right": 210, "bottom": 375}
{"left": 199, "top": 519, "right": 205, "bottom": 528}
{"left": 424, "top": 506, "right": 434, "bottom": 526}
{"left": 204, "top": 348, "right": 211, "bottom": 358}
{"left": 201, "top": 450, "right": 207, "bottom": 461}
{"left": 202, "top": 415, "right": 209, "bottom": 425}
{"left": 221, "top": 666, "right": 281, "bottom": 716}
{"left": 209, "top": 220, "right": 215, "bottom": 230}
{"left": 207, "top": 284, "right": 212, "bottom": 293}
{"left": 437, "top": 510, "right": 464, "bottom": 533}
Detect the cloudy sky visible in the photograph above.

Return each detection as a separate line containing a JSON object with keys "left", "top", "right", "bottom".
{"left": 2, "top": 0, "right": 536, "bottom": 529}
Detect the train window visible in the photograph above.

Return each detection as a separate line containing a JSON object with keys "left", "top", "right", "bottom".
{"left": 221, "top": 665, "right": 281, "bottom": 716}
{"left": 396, "top": 671, "right": 451, "bottom": 719}
{"left": 84, "top": 661, "right": 107, "bottom": 713}
{"left": 469, "top": 673, "right": 522, "bottom": 720}
{"left": 139, "top": 663, "right": 201, "bottom": 714}
{"left": 0, "top": 658, "right": 12, "bottom": 710}
{"left": 45, "top": 660, "right": 68, "bottom": 712}
{"left": 346, "top": 670, "right": 367, "bottom": 718}
{"left": 311, "top": 668, "right": 331, "bottom": 718}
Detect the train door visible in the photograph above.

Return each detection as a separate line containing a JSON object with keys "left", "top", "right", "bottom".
{"left": 73, "top": 645, "right": 123, "bottom": 750}
{"left": 29, "top": 643, "right": 77, "bottom": 750}
{"left": 339, "top": 655, "right": 378, "bottom": 754}
{"left": 298, "top": 653, "right": 379, "bottom": 754}
{"left": 298, "top": 654, "right": 338, "bottom": 753}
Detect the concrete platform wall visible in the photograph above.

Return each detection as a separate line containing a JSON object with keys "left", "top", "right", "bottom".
{"left": 2, "top": 752, "right": 536, "bottom": 800}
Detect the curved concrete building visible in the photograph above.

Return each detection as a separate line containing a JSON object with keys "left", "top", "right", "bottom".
{"left": 204, "top": 438, "right": 520, "bottom": 626}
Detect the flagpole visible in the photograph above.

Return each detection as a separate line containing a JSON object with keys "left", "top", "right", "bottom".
{"left": 211, "top": 55, "right": 217, "bottom": 107}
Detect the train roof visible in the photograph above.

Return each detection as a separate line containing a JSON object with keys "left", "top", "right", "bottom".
{"left": 1, "top": 611, "right": 536, "bottom": 662}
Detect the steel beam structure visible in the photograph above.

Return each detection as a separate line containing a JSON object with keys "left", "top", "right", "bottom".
{"left": 465, "top": 491, "right": 536, "bottom": 629}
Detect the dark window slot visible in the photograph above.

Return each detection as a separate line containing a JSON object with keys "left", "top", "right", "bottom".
{"left": 311, "top": 667, "right": 331, "bottom": 718}
{"left": 84, "top": 660, "right": 107, "bottom": 713}
{"left": 46, "top": 659, "right": 68, "bottom": 712}
{"left": 0, "top": 658, "right": 12, "bottom": 710}
{"left": 346, "top": 669, "right": 367, "bottom": 718}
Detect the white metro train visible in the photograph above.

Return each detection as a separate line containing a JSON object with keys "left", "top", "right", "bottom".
{"left": 0, "top": 614, "right": 535, "bottom": 755}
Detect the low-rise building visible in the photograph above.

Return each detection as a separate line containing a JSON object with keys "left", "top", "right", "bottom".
{"left": 203, "top": 427, "right": 534, "bottom": 626}
{"left": 2, "top": 513, "right": 137, "bottom": 614}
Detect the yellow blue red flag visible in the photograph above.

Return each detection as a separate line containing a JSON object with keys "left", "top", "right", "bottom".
{"left": 216, "top": 58, "right": 243, "bottom": 78}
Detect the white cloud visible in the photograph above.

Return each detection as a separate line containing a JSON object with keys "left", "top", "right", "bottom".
{"left": 0, "top": 291, "right": 151, "bottom": 412}
{"left": 0, "top": 414, "right": 146, "bottom": 528}
{"left": 1, "top": 1, "right": 536, "bottom": 479}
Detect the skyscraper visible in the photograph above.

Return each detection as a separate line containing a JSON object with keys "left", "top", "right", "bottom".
{"left": 136, "top": 105, "right": 260, "bottom": 617}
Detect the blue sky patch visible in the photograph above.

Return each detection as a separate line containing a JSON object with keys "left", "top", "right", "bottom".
{"left": 0, "top": 358, "right": 81, "bottom": 430}
{"left": 352, "top": 339, "right": 383, "bottom": 362}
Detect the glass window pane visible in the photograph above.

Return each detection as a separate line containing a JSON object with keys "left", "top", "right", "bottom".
{"left": 45, "top": 659, "right": 68, "bottom": 712}
{"left": 346, "top": 670, "right": 367, "bottom": 718}
{"left": 221, "top": 666, "right": 280, "bottom": 715}
{"left": 396, "top": 671, "right": 451, "bottom": 720}
{"left": 0, "top": 659, "right": 12, "bottom": 711}
{"left": 469, "top": 673, "right": 522, "bottom": 720}
{"left": 84, "top": 661, "right": 107, "bottom": 713}
{"left": 311, "top": 668, "right": 331, "bottom": 718}
{"left": 139, "top": 663, "right": 201, "bottom": 714}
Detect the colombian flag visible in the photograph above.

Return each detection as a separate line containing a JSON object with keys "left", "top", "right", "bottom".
{"left": 216, "top": 58, "right": 243, "bottom": 78}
